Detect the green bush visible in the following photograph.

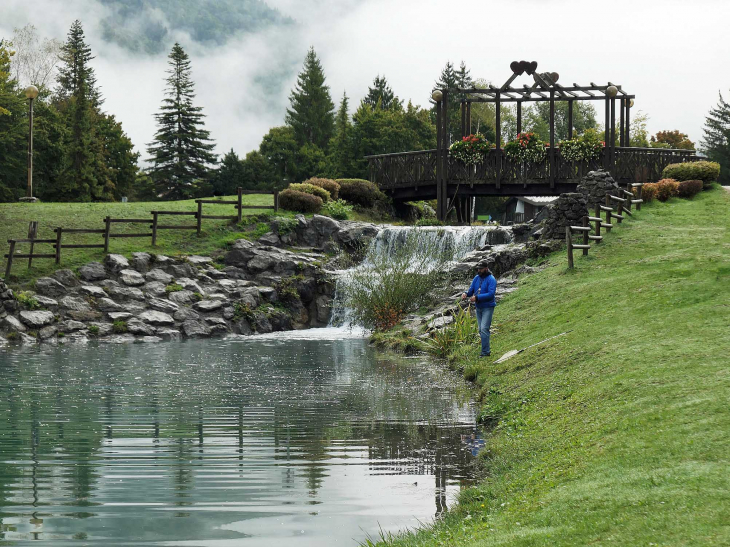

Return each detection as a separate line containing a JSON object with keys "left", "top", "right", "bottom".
{"left": 677, "top": 179, "right": 703, "bottom": 198}
{"left": 321, "top": 199, "right": 353, "bottom": 220}
{"left": 279, "top": 189, "right": 323, "bottom": 213}
{"left": 305, "top": 177, "right": 340, "bottom": 200}
{"left": 274, "top": 216, "right": 298, "bottom": 235}
{"left": 655, "top": 179, "right": 680, "bottom": 202}
{"left": 336, "top": 179, "right": 388, "bottom": 207}
{"left": 289, "top": 182, "right": 330, "bottom": 203}
{"left": 425, "top": 304, "right": 479, "bottom": 358}
{"left": 112, "top": 320, "right": 128, "bottom": 334}
{"left": 88, "top": 325, "right": 100, "bottom": 336}
{"left": 165, "top": 283, "right": 183, "bottom": 293}
{"left": 661, "top": 160, "right": 720, "bottom": 186}
{"left": 17, "top": 292, "right": 41, "bottom": 310}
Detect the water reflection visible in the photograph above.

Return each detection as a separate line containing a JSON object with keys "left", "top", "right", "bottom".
{"left": 0, "top": 335, "right": 477, "bottom": 545}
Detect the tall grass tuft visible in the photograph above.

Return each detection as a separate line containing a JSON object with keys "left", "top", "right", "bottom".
{"left": 425, "top": 303, "right": 479, "bottom": 358}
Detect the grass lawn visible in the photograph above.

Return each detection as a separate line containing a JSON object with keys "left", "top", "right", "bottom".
{"left": 375, "top": 186, "right": 730, "bottom": 546}
{"left": 0, "top": 194, "right": 283, "bottom": 286}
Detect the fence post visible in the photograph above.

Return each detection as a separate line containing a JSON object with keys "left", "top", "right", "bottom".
{"left": 617, "top": 198, "right": 624, "bottom": 224}
{"left": 55, "top": 227, "right": 62, "bottom": 264}
{"left": 237, "top": 188, "right": 243, "bottom": 223}
{"left": 274, "top": 190, "right": 279, "bottom": 213}
{"left": 582, "top": 215, "right": 589, "bottom": 256}
{"left": 566, "top": 227, "right": 574, "bottom": 269}
{"left": 5, "top": 240, "right": 16, "bottom": 278}
{"left": 104, "top": 216, "right": 111, "bottom": 253}
{"left": 196, "top": 201, "right": 203, "bottom": 235}
{"left": 27, "top": 221, "right": 38, "bottom": 269}
{"left": 152, "top": 212, "right": 158, "bottom": 246}
{"left": 636, "top": 184, "right": 643, "bottom": 211}
{"left": 604, "top": 194, "right": 612, "bottom": 232}
{"left": 624, "top": 185, "right": 632, "bottom": 212}
{"left": 594, "top": 204, "right": 601, "bottom": 242}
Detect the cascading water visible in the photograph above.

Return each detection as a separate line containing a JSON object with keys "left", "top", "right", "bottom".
{"left": 328, "top": 225, "right": 513, "bottom": 327}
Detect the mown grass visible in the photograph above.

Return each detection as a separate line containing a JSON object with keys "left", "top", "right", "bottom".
{"left": 0, "top": 194, "right": 288, "bottom": 287}
{"left": 376, "top": 186, "right": 730, "bottom": 546}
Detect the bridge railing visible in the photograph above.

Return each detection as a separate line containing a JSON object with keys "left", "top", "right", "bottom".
{"left": 367, "top": 147, "right": 699, "bottom": 190}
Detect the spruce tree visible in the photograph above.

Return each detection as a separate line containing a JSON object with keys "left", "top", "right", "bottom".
{"left": 147, "top": 43, "right": 217, "bottom": 199}
{"left": 702, "top": 91, "right": 730, "bottom": 185}
{"left": 433, "top": 61, "right": 464, "bottom": 143}
{"left": 363, "top": 75, "right": 398, "bottom": 110}
{"left": 56, "top": 20, "right": 102, "bottom": 107}
{"left": 329, "top": 91, "right": 354, "bottom": 177}
{"left": 285, "top": 47, "right": 335, "bottom": 149}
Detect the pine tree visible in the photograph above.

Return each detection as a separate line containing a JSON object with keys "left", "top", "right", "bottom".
{"left": 702, "top": 91, "right": 730, "bottom": 185}
{"left": 328, "top": 91, "right": 354, "bottom": 177}
{"left": 211, "top": 149, "right": 245, "bottom": 195}
{"left": 455, "top": 61, "right": 473, "bottom": 100}
{"left": 285, "top": 47, "right": 335, "bottom": 149}
{"left": 147, "top": 43, "right": 217, "bottom": 199}
{"left": 433, "top": 61, "right": 463, "bottom": 143}
{"left": 363, "top": 75, "right": 398, "bottom": 110}
{"left": 56, "top": 20, "right": 102, "bottom": 107}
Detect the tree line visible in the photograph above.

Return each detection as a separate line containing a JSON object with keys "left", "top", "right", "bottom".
{"left": 2, "top": 20, "right": 728, "bottom": 202}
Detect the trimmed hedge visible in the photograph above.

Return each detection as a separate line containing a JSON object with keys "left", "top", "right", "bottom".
{"left": 641, "top": 183, "right": 658, "bottom": 202}
{"left": 305, "top": 177, "right": 340, "bottom": 200}
{"left": 289, "top": 183, "right": 330, "bottom": 203}
{"left": 336, "top": 179, "right": 388, "bottom": 208}
{"left": 677, "top": 179, "right": 703, "bottom": 198}
{"left": 655, "top": 179, "right": 680, "bottom": 202}
{"left": 279, "top": 189, "right": 323, "bottom": 213}
{"left": 661, "top": 161, "right": 720, "bottom": 186}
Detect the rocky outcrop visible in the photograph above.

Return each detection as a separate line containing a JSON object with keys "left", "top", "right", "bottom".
{"left": 261, "top": 215, "right": 380, "bottom": 252}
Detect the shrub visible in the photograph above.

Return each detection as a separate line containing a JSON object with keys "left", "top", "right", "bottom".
{"left": 88, "top": 325, "right": 100, "bottom": 336}
{"left": 305, "top": 177, "right": 340, "bottom": 200}
{"left": 424, "top": 304, "right": 479, "bottom": 358}
{"left": 641, "top": 183, "right": 658, "bottom": 202}
{"left": 336, "top": 179, "right": 388, "bottom": 207}
{"left": 677, "top": 179, "right": 703, "bottom": 198}
{"left": 279, "top": 189, "right": 323, "bottom": 213}
{"left": 289, "top": 183, "right": 330, "bottom": 203}
{"left": 321, "top": 199, "right": 353, "bottom": 220}
{"left": 655, "top": 179, "right": 680, "bottom": 202}
{"left": 662, "top": 160, "right": 720, "bottom": 186}
{"left": 276, "top": 277, "right": 301, "bottom": 306}
{"left": 17, "top": 292, "right": 41, "bottom": 310}
{"left": 165, "top": 283, "right": 183, "bottom": 293}
{"left": 112, "top": 320, "right": 128, "bottom": 334}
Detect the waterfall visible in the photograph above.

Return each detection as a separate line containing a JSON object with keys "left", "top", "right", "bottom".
{"left": 328, "top": 225, "right": 513, "bottom": 327}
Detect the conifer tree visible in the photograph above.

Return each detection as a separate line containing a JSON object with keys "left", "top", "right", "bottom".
{"left": 147, "top": 43, "right": 216, "bottom": 199}
{"left": 433, "top": 61, "right": 463, "bottom": 143}
{"left": 285, "top": 47, "right": 335, "bottom": 149}
{"left": 702, "top": 92, "right": 730, "bottom": 185}
{"left": 363, "top": 75, "right": 399, "bottom": 110}
{"left": 56, "top": 20, "right": 102, "bottom": 107}
{"left": 328, "top": 91, "right": 354, "bottom": 177}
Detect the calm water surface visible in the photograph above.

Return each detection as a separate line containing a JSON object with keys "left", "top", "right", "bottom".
{"left": 0, "top": 329, "right": 478, "bottom": 546}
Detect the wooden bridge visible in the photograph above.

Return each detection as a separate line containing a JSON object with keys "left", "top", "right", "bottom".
{"left": 366, "top": 61, "right": 699, "bottom": 221}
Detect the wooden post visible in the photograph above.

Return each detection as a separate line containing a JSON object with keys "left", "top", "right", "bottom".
{"left": 566, "top": 227, "right": 574, "bottom": 269}
{"left": 636, "top": 184, "right": 642, "bottom": 211}
{"left": 152, "top": 212, "right": 158, "bottom": 246}
{"left": 237, "top": 187, "right": 243, "bottom": 223}
{"left": 626, "top": 100, "right": 631, "bottom": 146}
{"left": 435, "top": 97, "right": 443, "bottom": 221}
{"left": 594, "top": 204, "right": 601, "bottom": 242}
{"left": 441, "top": 91, "right": 450, "bottom": 219}
{"left": 549, "top": 89, "right": 555, "bottom": 189}
{"left": 104, "top": 216, "right": 111, "bottom": 253}
{"left": 466, "top": 102, "right": 471, "bottom": 135}
{"left": 616, "top": 197, "right": 624, "bottom": 224}
{"left": 624, "top": 185, "right": 632, "bottom": 212}
{"left": 619, "top": 99, "right": 625, "bottom": 147}
{"left": 604, "top": 98, "right": 610, "bottom": 170}
{"left": 460, "top": 100, "right": 466, "bottom": 138}
{"left": 610, "top": 97, "right": 616, "bottom": 170}
{"left": 516, "top": 101, "right": 522, "bottom": 135}
{"left": 27, "top": 221, "right": 38, "bottom": 269}
{"left": 5, "top": 240, "right": 16, "bottom": 278}
{"left": 582, "top": 215, "right": 589, "bottom": 256}
{"left": 274, "top": 190, "right": 279, "bottom": 213}
{"left": 604, "top": 194, "right": 612, "bottom": 232}
{"left": 196, "top": 201, "right": 203, "bottom": 235}
{"left": 495, "top": 91, "right": 501, "bottom": 190}
{"left": 55, "top": 227, "right": 62, "bottom": 264}
{"left": 567, "top": 100, "right": 574, "bottom": 140}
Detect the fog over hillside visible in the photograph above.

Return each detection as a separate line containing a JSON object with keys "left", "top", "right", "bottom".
{"left": 2, "top": 0, "right": 729, "bottom": 161}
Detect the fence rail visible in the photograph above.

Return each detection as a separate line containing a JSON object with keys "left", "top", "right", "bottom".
{"left": 4, "top": 189, "right": 279, "bottom": 277}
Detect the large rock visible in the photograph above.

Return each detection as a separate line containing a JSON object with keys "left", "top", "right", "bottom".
{"left": 97, "top": 297, "right": 122, "bottom": 312}
{"left": 176, "top": 277, "right": 204, "bottom": 293}
{"left": 79, "top": 262, "right": 107, "bottom": 281}
{"left": 102, "top": 334, "right": 136, "bottom": 344}
{"left": 126, "top": 319, "right": 155, "bottom": 335}
{"left": 145, "top": 269, "right": 173, "bottom": 284}
{"left": 337, "top": 222, "right": 380, "bottom": 248}
{"left": 34, "top": 295, "right": 59, "bottom": 310}
{"left": 139, "top": 310, "right": 175, "bottom": 326}
{"left": 108, "top": 312, "right": 133, "bottom": 321}
{"left": 187, "top": 255, "right": 213, "bottom": 265}
{"left": 182, "top": 319, "right": 211, "bottom": 338}
{"left": 3, "top": 315, "right": 27, "bottom": 332}
{"left": 39, "top": 325, "right": 58, "bottom": 339}
{"left": 314, "top": 295, "right": 332, "bottom": 324}
{"left": 173, "top": 307, "right": 200, "bottom": 322}
{"left": 168, "top": 290, "right": 195, "bottom": 305}
{"left": 106, "top": 285, "right": 145, "bottom": 301}
{"left": 147, "top": 297, "right": 179, "bottom": 313}
{"left": 258, "top": 232, "right": 281, "bottom": 246}
{"left": 104, "top": 254, "right": 130, "bottom": 273}
{"left": 225, "top": 239, "right": 256, "bottom": 267}
{"left": 142, "top": 281, "right": 167, "bottom": 296}
{"left": 59, "top": 296, "right": 91, "bottom": 312}
{"left": 52, "top": 269, "right": 79, "bottom": 288}
{"left": 131, "top": 252, "right": 152, "bottom": 273}
{"left": 156, "top": 328, "right": 181, "bottom": 341}
{"left": 119, "top": 269, "right": 145, "bottom": 287}
{"left": 19, "top": 310, "right": 55, "bottom": 328}
{"left": 79, "top": 285, "right": 107, "bottom": 298}
{"left": 59, "top": 320, "right": 86, "bottom": 332}
{"left": 170, "top": 263, "right": 197, "bottom": 279}
{"left": 193, "top": 299, "right": 223, "bottom": 312}
{"left": 34, "top": 277, "right": 66, "bottom": 297}
{"left": 68, "top": 310, "right": 102, "bottom": 322}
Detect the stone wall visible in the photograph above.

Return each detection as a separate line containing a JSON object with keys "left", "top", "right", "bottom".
{"left": 540, "top": 193, "right": 589, "bottom": 240}
{"left": 576, "top": 169, "right": 620, "bottom": 209}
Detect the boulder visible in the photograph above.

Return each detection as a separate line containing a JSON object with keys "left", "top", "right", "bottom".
{"left": 108, "top": 312, "right": 133, "bottom": 321}
{"left": 193, "top": 299, "right": 223, "bottom": 312}
{"left": 106, "top": 285, "right": 145, "bottom": 301}
{"left": 138, "top": 310, "right": 175, "bottom": 326}
{"left": 258, "top": 232, "right": 281, "bottom": 246}
{"left": 137, "top": 336, "right": 163, "bottom": 343}
{"left": 225, "top": 239, "right": 256, "bottom": 266}
{"left": 68, "top": 310, "right": 102, "bottom": 322}
{"left": 19, "top": 310, "right": 55, "bottom": 328}
{"left": 79, "top": 285, "right": 107, "bottom": 298}
{"left": 170, "top": 263, "right": 198, "bottom": 279}
{"left": 126, "top": 319, "right": 155, "bottom": 335}
{"left": 147, "top": 297, "right": 179, "bottom": 313}
{"left": 3, "top": 315, "right": 27, "bottom": 332}
{"left": 145, "top": 269, "right": 173, "bottom": 284}
{"left": 97, "top": 297, "right": 123, "bottom": 312}
{"left": 314, "top": 294, "right": 332, "bottom": 324}
{"left": 131, "top": 252, "right": 152, "bottom": 273}
{"left": 52, "top": 269, "right": 79, "bottom": 288}
{"left": 233, "top": 318, "right": 253, "bottom": 335}
{"left": 176, "top": 277, "right": 204, "bottom": 294}
{"left": 252, "top": 312, "right": 273, "bottom": 333}
{"left": 39, "top": 325, "right": 58, "bottom": 339}
{"left": 142, "top": 281, "right": 167, "bottom": 297}
{"left": 337, "top": 221, "right": 379, "bottom": 248}
{"left": 119, "top": 269, "right": 146, "bottom": 287}
{"left": 156, "top": 328, "right": 181, "bottom": 341}
{"left": 104, "top": 254, "right": 130, "bottom": 273}
{"left": 222, "top": 306, "right": 235, "bottom": 320}
{"left": 34, "top": 277, "right": 67, "bottom": 297}
{"left": 58, "top": 296, "right": 91, "bottom": 312}
{"left": 153, "top": 255, "right": 174, "bottom": 267}
{"left": 88, "top": 322, "right": 114, "bottom": 336}
{"left": 187, "top": 255, "right": 213, "bottom": 265}
{"left": 182, "top": 319, "right": 211, "bottom": 338}
{"left": 102, "top": 334, "right": 136, "bottom": 344}
{"left": 168, "top": 290, "right": 195, "bottom": 305}
{"left": 59, "top": 320, "right": 86, "bottom": 332}
{"left": 79, "top": 262, "right": 107, "bottom": 281}
{"left": 173, "top": 307, "right": 200, "bottom": 322}
{"left": 34, "top": 295, "right": 59, "bottom": 309}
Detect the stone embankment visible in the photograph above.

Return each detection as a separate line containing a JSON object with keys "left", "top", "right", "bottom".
{"left": 0, "top": 215, "right": 379, "bottom": 347}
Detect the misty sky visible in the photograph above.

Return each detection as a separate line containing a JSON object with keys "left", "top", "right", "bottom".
{"left": 3, "top": 0, "right": 729, "bottom": 160}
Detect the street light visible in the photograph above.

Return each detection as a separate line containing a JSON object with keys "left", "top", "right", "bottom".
{"left": 23, "top": 85, "right": 39, "bottom": 202}
{"left": 431, "top": 90, "right": 443, "bottom": 102}
{"left": 606, "top": 85, "right": 618, "bottom": 98}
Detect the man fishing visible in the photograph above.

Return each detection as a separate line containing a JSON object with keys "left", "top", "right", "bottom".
{"left": 461, "top": 259, "right": 497, "bottom": 358}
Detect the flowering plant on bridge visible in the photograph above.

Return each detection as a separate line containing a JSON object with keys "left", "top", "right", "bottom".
{"left": 449, "top": 134, "right": 491, "bottom": 166}
{"left": 504, "top": 132, "right": 547, "bottom": 163}
{"left": 559, "top": 132, "right": 604, "bottom": 162}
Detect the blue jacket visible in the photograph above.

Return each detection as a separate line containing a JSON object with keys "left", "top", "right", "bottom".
{"left": 466, "top": 274, "right": 497, "bottom": 308}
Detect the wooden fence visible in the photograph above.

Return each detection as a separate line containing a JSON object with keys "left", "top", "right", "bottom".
{"left": 4, "top": 189, "right": 279, "bottom": 277}
{"left": 566, "top": 184, "right": 644, "bottom": 268}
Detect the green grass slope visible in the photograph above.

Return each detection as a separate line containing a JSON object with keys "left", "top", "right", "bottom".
{"left": 377, "top": 187, "right": 730, "bottom": 546}
{"left": 0, "top": 194, "right": 279, "bottom": 285}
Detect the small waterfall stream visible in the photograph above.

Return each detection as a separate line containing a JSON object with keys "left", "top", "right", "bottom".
{"left": 328, "top": 225, "right": 513, "bottom": 327}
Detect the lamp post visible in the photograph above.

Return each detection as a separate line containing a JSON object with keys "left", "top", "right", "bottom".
{"left": 23, "top": 85, "right": 39, "bottom": 202}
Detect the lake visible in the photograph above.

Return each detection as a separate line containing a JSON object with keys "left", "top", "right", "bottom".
{"left": 0, "top": 329, "right": 478, "bottom": 546}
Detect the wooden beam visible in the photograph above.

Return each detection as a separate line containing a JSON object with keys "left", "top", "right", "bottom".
{"left": 495, "top": 91, "right": 501, "bottom": 190}
{"left": 568, "top": 100, "right": 574, "bottom": 140}
{"left": 549, "top": 89, "right": 555, "bottom": 189}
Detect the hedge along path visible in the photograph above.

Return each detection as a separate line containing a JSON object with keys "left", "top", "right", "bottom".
{"left": 1, "top": 192, "right": 280, "bottom": 282}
